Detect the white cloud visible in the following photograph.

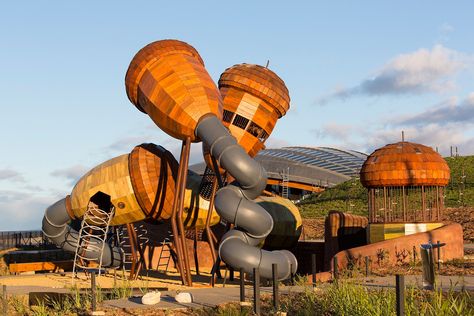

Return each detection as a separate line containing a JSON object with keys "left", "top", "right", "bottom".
{"left": 314, "top": 93, "right": 474, "bottom": 157}
{"left": 0, "top": 190, "right": 54, "bottom": 230}
{"left": 396, "top": 93, "right": 474, "bottom": 126}
{"left": 50, "top": 164, "right": 89, "bottom": 185}
{"left": 317, "top": 45, "right": 471, "bottom": 105}
{"left": 264, "top": 136, "right": 292, "bottom": 149}
{"left": 313, "top": 123, "right": 355, "bottom": 141}
{"left": 0, "top": 169, "right": 25, "bottom": 182}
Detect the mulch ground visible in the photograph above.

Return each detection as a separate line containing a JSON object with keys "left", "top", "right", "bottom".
{"left": 444, "top": 207, "right": 474, "bottom": 242}
{"left": 301, "top": 218, "right": 325, "bottom": 240}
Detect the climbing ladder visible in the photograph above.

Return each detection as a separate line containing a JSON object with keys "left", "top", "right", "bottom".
{"left": 73, "top": 202, "right": 115, "bottom": 278}
{"left": 281, "top": 167, "right": 290, "bottom": 199}
{"left": 156, "top": 235, "right": 173, "bottom": 272}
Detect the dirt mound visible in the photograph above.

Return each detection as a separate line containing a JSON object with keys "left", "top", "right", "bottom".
{"left": 444, "top": 207, "right": 474, "bottom": 242}
{"left": 301, "top": 218, "right": 325, "bottom": 240}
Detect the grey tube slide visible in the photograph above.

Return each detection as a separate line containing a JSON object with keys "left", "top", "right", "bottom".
{"left": 196, "top": 115, "right": 297, "bottom": 280}
{"left": 42, "top": 198, "right": 122, "bottom": 268}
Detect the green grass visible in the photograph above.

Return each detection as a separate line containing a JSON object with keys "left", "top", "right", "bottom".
{"left": 197, "top": 280, "right": 474, "bottom": 316}
{"left": 298, "top": 155, "right": 474, "bottom": 219}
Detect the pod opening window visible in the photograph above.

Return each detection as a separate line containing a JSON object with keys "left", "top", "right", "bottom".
{"left": 223, "top": 110, "right": 234, "bottom": 123}
{"left": 232, "top": 114, "right": 249, "bottom": 130}
{"left": 247, "top": 121, "right": 268, "bottom": 142}
{"left": 89, "top": 191, "right": 113, "bottom": 213}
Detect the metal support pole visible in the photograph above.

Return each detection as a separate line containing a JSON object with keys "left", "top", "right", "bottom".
{"left": 413, "top": 246, "right": 416, "bottom": 264}
{"left": 333, "top": 256, "right": 338, "bottom": 280}
{"left": 2, "top": 285, "right": 7, "bottom": 316}
{"left": 272, "top": 264, "right": 279, "bottom": 311}
{"left": 170, "top": 139, "right": 190, "bottom": 286}
{"left": 253, "top": 268, "right": 260, "bottom": 315}
{"left": 290, "top": 263, "right": 295, "bottom": 285}
{"left": 205, "top": 178, "right": 218, "bottom": 265}
{"left": 240, "top": 268, "right": 245, "bottom": 303}
{"left": 365, "top": 256, "right": 370, "bottom": 277}
{"left": 396, "top": 274, "right": 405, "bottom": 316}
{"left": 91, "top": 271, "right": 97, "bottom": 312}
{"left": 437, "top": 240, "right": 441, "bottom": 270}
{"left": 311, "top": 254, "right": 317, "bottom": 287}
{"left": 176, "top": 137, "right": 193, "bottom": 286}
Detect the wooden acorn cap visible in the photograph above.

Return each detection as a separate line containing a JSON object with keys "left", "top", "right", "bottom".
{"left": 129, "top": 143, "right": 179, "bottom": 221}
{"left": 360, "top": 142, "right": 450, "bottom": 187}
{"left": 125, "top": 40, "right": 222, "bottom": 141}
{"left": 218, "top": 64, "right": 290, "bottom": 157}
{"left": 218, "top": 63, "right": 290, "bottom": 118}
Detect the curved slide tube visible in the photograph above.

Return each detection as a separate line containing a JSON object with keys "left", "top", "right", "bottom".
{"left": 42, "top": 198, "right": 123, "bottom": 268}
{"left": 196, "top": 115, "right": 297, "bottom": 280}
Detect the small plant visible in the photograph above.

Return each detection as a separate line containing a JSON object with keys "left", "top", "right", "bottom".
{"left": 9, "top": 295, "right": 29, "bottom": 315}
{"left": 376, "top": 248, "right": 390, "bottom": 266}
{"left": 111, "top": 279, "right": 133, "bottom": 299}
{"left": 31, "top": 298, "right": 49, "bottom": 316}
{"left": 395, "top": 247, "right": 410, "bottom": 265}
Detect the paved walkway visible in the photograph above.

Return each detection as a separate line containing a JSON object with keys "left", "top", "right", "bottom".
{"left": 103, "top": 287, "right": 249, "bottom": 310}
{"left": 2, "top": 274, "right": 473, "bottom": 311}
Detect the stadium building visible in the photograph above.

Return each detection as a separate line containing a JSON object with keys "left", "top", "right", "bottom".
{"left": 191, "top": 146, "right": 367, "bottom": 200}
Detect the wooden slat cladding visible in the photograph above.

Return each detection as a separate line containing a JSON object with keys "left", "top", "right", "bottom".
{"left": 70, "top": 154, "right": 145, "bottom": 226}
{"left": 360, "top": 142, "right": 450, "bottom": 187}
{"left": 218, "top": 64, "right": 290, "bottom": 157}
{"left": 129, "top": 143, "right": 179, "bottom": 221}
{"left": 125, "top": 40, "right": 222, "bottom": 142}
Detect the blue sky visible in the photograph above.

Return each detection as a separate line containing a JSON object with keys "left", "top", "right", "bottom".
{"left": 1, "top": 1, "right": 473, "bottom": 230}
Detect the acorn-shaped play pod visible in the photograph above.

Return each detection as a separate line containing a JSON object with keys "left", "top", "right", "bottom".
{"left": 125, "top": 40, "right": 223, "bottom": 141}
{"left": 218, "top": 64, "right": 290, "bottom": 157}
{"left": 70, "top": 144, "right": 179, "bottom": 226}
{"left": 69, "top": 143, "right": 220, "bottom": 228}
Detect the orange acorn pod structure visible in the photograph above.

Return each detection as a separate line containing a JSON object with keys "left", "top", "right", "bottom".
{"left": 70, "top": 144, "right": 179, "bottom": 226}
{"left": 218, "top": 64, "right": 290, "bottom": 157}
{"left": 125, "top": 40, "right": 223, "bottom": 141}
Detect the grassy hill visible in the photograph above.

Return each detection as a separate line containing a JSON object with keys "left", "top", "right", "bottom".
{"left": 298, "top": 155, "right": 474, "bottom": 219}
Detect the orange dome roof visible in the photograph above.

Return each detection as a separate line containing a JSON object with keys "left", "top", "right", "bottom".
{"left": 360, "top": 142, "right": 450, "bottom": 187}
{"left": 125, "top": 39, "right": 205, "bottom": 111}
{"left": 218, "top": 63, "right": 290, "bottom": 117}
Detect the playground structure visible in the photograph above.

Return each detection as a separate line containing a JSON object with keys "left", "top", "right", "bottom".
{"left": 42, "top": 40, "right": 300, "bottom": 286}
{"left": 38, "top": 40, "right": 466, "bottom": 288}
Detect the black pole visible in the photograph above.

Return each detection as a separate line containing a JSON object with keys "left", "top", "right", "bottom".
{"left": 365, "top": 256, "right": 370, "bottom": 277}
{"left": 2, "top": 285, "right": 7, "bottom": 316}
{"left": 413, "top": 245, "right": 416, "bottom": 264}
{"left": 240, "top": 268, "right": 245, "bottom": 303}
{"left": 290, "top": 263, "right": 295, "bottom": 285}
{"left": 311, "top": 254, "right": 317, "bottom": 287}
{"left": 437, "top": 240, "right": 441, "bottom": 270}
{"left": 253, "top": 268, "right": 260, "bottom": 315}
{"left": 272, "top": 264, "right": 279, "bottom": 311}
{"left": 396, "top": 274, "right": 405, "bottom": 316}
{"left": 229, "top": 267, "right": 234, "bottom": 281}
{"left": 333, "top": 256, "right": 338, "bottom": 280}
{"left": 91, "top": 271, "right": 97, "bottom": 312}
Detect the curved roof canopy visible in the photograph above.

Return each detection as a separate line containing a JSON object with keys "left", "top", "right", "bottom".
{"left": 190, "top": 146, "right": 367, "bottom": 189}
{"left": 360, "top": 141, "right": 450, "bottom": 187}
{"left": 254, "top": 147, "right": 367, "bottom": 188}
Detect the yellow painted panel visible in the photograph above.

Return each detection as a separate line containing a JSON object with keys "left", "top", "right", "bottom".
{"left": 369, "top": 222, "right": 444, "bottom": 243}
{"left": 70, "top": 154, "right": 145, "bottom": 226}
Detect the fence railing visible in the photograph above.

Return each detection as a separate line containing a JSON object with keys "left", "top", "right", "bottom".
{"left": 0, "top": 230, "right": 53, "bottom": 250}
